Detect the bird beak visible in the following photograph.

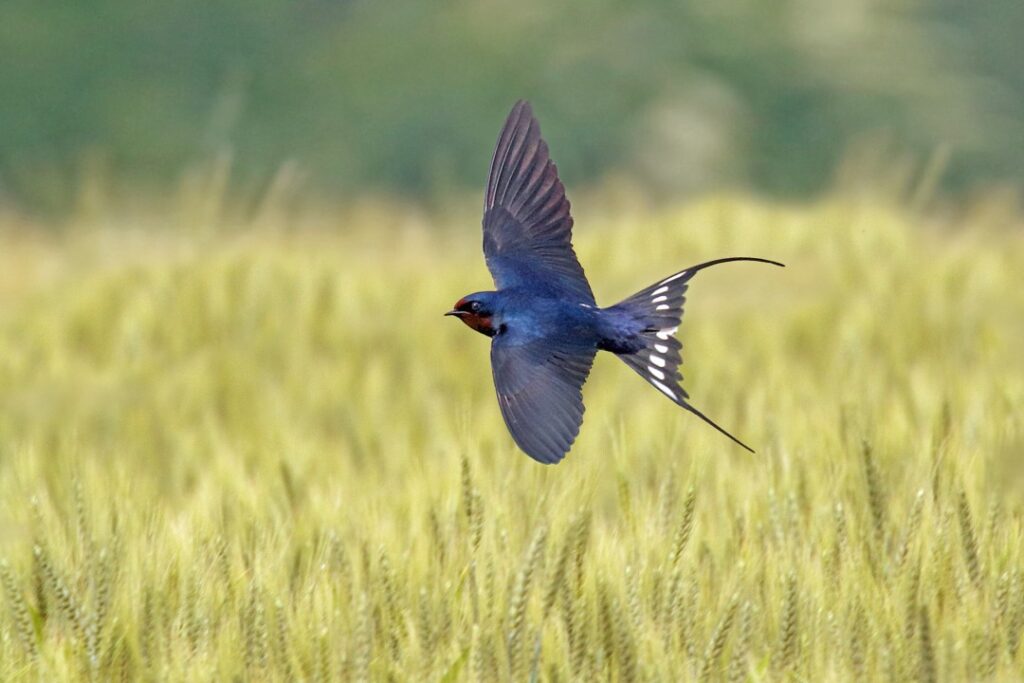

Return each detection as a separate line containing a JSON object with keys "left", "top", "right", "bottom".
{"left": 444, "top": 309, "right": 460, "bottom": 317}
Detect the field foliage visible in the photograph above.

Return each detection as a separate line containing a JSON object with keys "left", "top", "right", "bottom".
{"left": 0, "top": 194, "right": 1022, "bottom": 680}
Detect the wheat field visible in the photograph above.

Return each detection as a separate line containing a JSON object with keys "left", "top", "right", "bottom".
{"left": 0, "top": 191, "right": 1022, "bottom": 681}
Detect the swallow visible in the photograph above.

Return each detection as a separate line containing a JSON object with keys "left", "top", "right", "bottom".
{"left": 447, "top": 101, "right": 783, "bottom": 464}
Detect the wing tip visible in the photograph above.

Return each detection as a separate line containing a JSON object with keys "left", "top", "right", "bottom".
{"left": 518, "top": 439, "right": 569, "bottom": 465}
{"left": 511, "top": 99, "right": 532, "bottom": 116}
{"left": 487, "top": 100, "right": 541, "bottom": 211}
{"left": 504, "top": 100, "right": 534, "bottom": 135}
{"left": 535, "top": 452, "right": 567, "bottom": 465}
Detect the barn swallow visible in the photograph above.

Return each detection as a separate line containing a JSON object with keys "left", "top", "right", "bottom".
{"left": 447, "top": 101, "right": 783, "bottom": 464}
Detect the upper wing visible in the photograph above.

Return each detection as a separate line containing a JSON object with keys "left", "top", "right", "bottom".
{"left": 491, "top": 331, "right": 597, "bottom": 464}
{"left": 482, "top": 101, "right": 595, "bottom": 305}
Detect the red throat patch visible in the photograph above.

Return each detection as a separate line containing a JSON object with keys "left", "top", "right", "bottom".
{"left": 460, "top": 313, "right": 493, "bottom": 335}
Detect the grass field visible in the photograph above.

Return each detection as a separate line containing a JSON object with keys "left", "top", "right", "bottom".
{"left": 0, "top": 192, "right": 1022, "bottom": 681}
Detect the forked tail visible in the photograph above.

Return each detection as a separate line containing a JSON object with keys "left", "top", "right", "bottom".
{"left": 607, "top": 257, "right": 784, "bottom": 452}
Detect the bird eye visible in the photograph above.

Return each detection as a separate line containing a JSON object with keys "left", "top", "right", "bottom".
{"left": 468, "top": 301, "right": 482, "bottom": 313}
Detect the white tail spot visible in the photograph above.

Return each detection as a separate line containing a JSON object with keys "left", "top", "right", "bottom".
{"left": 656, "top": 304, "right": 670, "bottom": 311}
{"left": 651, "top": 379, "right": 678, "bottom": 400}
{"left": 650, "top": 354, "right": 667, "bottom": 368}
{"left": 651, "top": 295, "right": 668, "bottom": 304}
{"left": 652, "top": 285, "right": 669, "bottom": 296}
{"left": 659, "top": 272, "right": 686, "bottom": 285}
{"left": 655, "top": 326, "right": 679, "bottom": 340}
{"left": 654, "top": 343, "right": 669, "bottom": 354}
{"left": 647, "top": 366, "right": 665, "bottom": 380}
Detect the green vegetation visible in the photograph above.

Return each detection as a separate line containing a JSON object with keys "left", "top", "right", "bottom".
{"left": 3, "top": 0, "right": 1024, "bottom": 210}
{"left": 0, "top": 192, "right": 1021, "bottom": 680}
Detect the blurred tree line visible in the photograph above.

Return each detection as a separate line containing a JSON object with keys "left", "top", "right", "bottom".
{"left": 1, "top": 0, "right": 1021, "bottom": 211}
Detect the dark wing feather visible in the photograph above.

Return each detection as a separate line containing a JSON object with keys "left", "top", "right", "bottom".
{"left": 483, "top": 101, "right": 595, "bottom": 305}
{"left": 491, "top": 332, "right": 596, "bottom": 464}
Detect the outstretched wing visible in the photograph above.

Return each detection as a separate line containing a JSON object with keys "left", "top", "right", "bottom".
{"left": 482, "top": 101, "right": 595, "bottom": 305}
{"left": 490, "top": 331, "right": 597, "bottom": 464}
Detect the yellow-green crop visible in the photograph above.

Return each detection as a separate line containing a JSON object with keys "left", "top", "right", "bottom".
{"left": 0, "top": 193, "right": 1022, "bottom": 680}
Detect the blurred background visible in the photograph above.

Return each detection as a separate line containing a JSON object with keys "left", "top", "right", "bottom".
{"left": 1, "top": 4, "right": 1023, "bottom": 680}
{"left": 1, "top": 0, "right": 1023, "bottom": 214}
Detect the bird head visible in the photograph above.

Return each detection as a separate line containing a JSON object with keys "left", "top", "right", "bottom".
{"left": 445, "top": 291, "right": 500, "bottom": 337}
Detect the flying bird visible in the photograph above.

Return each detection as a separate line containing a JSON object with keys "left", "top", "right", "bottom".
{"left": 446, "top": 101, "right": 783, "bottom": 464}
